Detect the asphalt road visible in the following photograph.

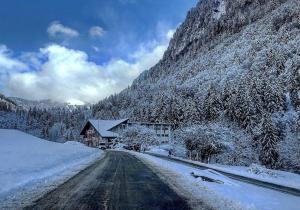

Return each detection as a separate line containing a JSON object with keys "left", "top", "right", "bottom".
{"left": 25, "top": 151, "right": 190, "bottom": 210}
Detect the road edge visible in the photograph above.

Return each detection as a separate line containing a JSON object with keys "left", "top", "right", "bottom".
{"left": 127, "top": 151, "right": 216, "bottom": 210}
{"left": 0, "top": 151, "right": 107, "bottom": 209}
{"left": 145, "top": 152, "right": 300, "bottom": 197}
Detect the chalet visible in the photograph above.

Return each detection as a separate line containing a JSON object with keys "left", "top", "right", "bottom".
{"left": 80, "top": 119, "right": 173, "bottom": 149}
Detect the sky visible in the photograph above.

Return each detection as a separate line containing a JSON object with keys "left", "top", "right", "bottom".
{"left": 0, "top": 0, "right": 198, "bottom": 104}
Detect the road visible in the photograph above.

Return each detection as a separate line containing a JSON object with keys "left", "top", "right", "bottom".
{"left": 25, "top": 151, "right": 190, "bottom": 210}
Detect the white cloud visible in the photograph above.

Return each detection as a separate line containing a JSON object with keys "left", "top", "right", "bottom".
{"left": 4, "top": 30, "right": 173, "bottom": 104}
{"left": 0, "top": 45, "right": 27, "bottom": 71}
{"left": 166, "top": 29, "right": 175, "bottom": 40}
{"left": 47, "top": 21, "right": 79, "bottom": 38}
{"left": 0, "top": 45, "right": 28, "bottom": 90}
{"left": 89, "top": 26, "right": 105, "bottom": 38}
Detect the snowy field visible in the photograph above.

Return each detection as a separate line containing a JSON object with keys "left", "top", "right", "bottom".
{"left": 132, "top": 152, "right": 300, "bottom": 210}
{"left": 0, "top": 129, "right": 102, "bottom": 208}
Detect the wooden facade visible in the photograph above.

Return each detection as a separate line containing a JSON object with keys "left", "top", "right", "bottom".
{"left": 80, "top": 120, "right": 119, "bottom": 148}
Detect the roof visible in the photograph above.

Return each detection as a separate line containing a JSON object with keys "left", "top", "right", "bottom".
{"left": 80, "top": 119, "right": 129, "bottom": 138}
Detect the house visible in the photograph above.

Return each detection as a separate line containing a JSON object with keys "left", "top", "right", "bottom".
{"left": 80, "top": 119, "right": 173, "bottom": 149}
{"left": 80, "top": 119, "right": 129, "bottom": 148}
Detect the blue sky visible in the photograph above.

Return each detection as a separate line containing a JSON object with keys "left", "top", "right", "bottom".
{"left": 0, "top": 0, "right": 197, "bottom": 104}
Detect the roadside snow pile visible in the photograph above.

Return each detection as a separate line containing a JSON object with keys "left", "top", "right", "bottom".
{"left": 247, "top": 164, "right": 278, "bottom": 178}
{"left": 134, "top": 152, "right": 300, "bottom": 210}
{"left": 213, "top": 163, "right": 300, "bottom": 190}
{"left": 190, "top": 170, "right": 229, "bottom": 185}
{"left": 148, "top": 151, "right": 300, "bottom": 190}
{"left": 114, "top": 143, "right": 126, "bottom": 150}
{"left": 148, "top": 144, "right": 171, "bottom": 156}
{"left": 148, "top": 147, "right": 168, "bottom": 155}
{"left": 0, "top": 129, "right": 102, "bottom": 197}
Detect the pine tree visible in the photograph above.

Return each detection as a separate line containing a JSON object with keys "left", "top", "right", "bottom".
{"left": 259, "top": 115, "right": 280, "bottom": 168}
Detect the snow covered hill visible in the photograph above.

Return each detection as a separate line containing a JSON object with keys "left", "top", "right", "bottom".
{"left": 0, "top": 129, "right": 102, "bottom": 206}
{"left": 0, "top": 92, "right": 92, "bottom": 143}
{"left": 0, "top": 93, "right": 17, "bottom": 112}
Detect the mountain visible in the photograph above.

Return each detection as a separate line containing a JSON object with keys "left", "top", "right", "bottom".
{"left": 9, "top": 97, "right": 78, "bottom": 110}
{"left": 0, "top": 93, "right": 18, "bottom": 112}
{"left": 93, "top": 0, "right": 300, "bottom": 171}
{"left": 0, "top": 94, "right": 92, "bottom": 142}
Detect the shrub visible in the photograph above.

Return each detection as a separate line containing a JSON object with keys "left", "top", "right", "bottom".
{"left": 121, "top": 125, "right": 160, "bottom": 150}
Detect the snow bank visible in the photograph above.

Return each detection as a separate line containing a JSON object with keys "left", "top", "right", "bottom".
{"left": 0, "top": 129, "right": 102, "bottom": 197}
{"left": 134, "top": 152, "right": 300, "bottom": 210}
{"left": 148, "top": 144, "right": 171, "bottom": 156}
{"left": 147, "top": 151, "right": 300, "bottom": 190}
{"left": 214, "top": 163, "right": 300, "bottom": 190}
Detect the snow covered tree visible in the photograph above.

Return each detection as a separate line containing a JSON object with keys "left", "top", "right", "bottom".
{"left": 121, "top": 125, "right": 159, "bottom": 151}
{"left": 278, "top": 131, "right": 300, "bottom": 173}
{"left": 258, "top": 115, "right": 280, "bottom": 168}
{"left": 203, "top": 85, "right": 223, "bottom": 121}
{"left": 177, "top": 124, "right": 229, "bottom": 163}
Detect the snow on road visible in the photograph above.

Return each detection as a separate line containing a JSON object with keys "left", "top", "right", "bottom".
{"left": 0, "top": 129, "right": 102, "bottom": 208}
{"left": 133, "top": 152, "right": 300, "bottom": 210}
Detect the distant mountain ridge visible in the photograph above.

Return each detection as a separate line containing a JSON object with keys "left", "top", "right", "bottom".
{"left": 0, "top": 94, "right": 91, "bottom": 143}
{"left": 9, "top": 97, "right": 72, "bottom": 110}
{"left": 0, "top": 93, "right": 17, "bottom": 111}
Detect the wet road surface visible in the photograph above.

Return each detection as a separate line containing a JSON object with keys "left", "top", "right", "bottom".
{"left": 25, "top": 151, "right": 190, "bottom": 210}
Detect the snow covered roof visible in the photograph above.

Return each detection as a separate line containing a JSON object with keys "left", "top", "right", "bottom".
{"left": 81, "top": 119, "right": 129, "bottom": 138}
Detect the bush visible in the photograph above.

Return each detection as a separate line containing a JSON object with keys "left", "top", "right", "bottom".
{"left": 121, "top": 125, "right": 160, "bottom": 151}
{"left": 247, "top": 164, "right": 278, "bottom": 178}
{"left": 175, "top": 123, "right": 258, "bottom": 166}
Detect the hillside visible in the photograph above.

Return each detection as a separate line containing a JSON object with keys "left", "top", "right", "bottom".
{"left": 0, "top": 93, "right": 91, "bottom": 142}
{"left": 0, "top": 93, "right": 17, "bottom": 111}
{"left": 9, "top": 97, "right": 70, "bottom": 110}
{"left": 93, "top": 0, "right": 300, "bottom": 171}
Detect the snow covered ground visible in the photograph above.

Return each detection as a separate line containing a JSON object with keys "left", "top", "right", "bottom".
{"left": 0, "top": 129, "right": 103, "bottom": 208}
{"left": 213, "top": 163, "right": 300, "bottom": 190}
{"left": 132, "top": 152, "right": 300, "bottom": 210}
{"left": 148, "top": 145, "right": 300, "bottom": 190}
{"left": 148, "top": 144, "right": 170, "bottom": 156}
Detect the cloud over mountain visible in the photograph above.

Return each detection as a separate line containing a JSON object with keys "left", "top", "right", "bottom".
{"left": 4, "top": 30, "right": 173, "bottom": 104}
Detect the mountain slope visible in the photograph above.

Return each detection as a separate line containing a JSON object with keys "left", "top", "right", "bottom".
{"left": 0, "top": 94, "right": 91, "bottom": 142}
{"left": 93, "top": 0, "right": 300, "bottom": 171}
{"left": 0, "top": 93, "right": 17, "bottom": 111}
{"left": 8, "top": 97, "right": 70, "bottom": 110}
